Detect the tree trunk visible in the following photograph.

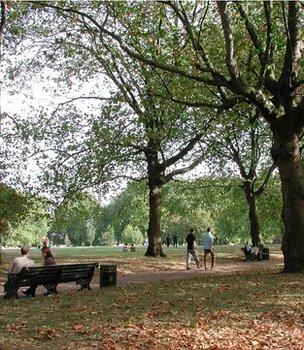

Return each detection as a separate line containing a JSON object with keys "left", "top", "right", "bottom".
{"left": 0, "top": 246, "right": 3, "bottom": 265}
{"left": 243, "top": 184, "right": 260, "bottom": 246}
{"left": 145, "top": 181, "right": 166, "bottom": 257}
{"left": 271, "top": 128, "right": 304, "bottom": 272}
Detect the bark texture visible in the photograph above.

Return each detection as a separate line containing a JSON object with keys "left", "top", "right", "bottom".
{"left": 145, "top": 182, "right": 166, "bottom": 257}
{"left": 271, "top": 125, "right": 304, "bottom": 272}
{"left": 244, "top": 184, "right": 260, "bottom": 247}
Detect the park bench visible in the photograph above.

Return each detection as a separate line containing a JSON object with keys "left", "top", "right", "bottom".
{"left": 3, "top": 262, "right": 98, "bottom": 299}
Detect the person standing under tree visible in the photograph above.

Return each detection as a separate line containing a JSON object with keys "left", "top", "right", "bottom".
{"left": 202, "top": 227, "right": 215, "bottom": 270}
{"left": 186, "top": 228, "right": 201, "bottom": 270}
{"left": 173, "top": 233, "right": 178, "bottom": 247}
{"left": 165, "top": 234, "right": 171, "bottom": 248}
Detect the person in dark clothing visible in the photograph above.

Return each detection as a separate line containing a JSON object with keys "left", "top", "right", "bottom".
{"left": 173, "top": 233, "right": 178, "bottom": 247}
{"left": 185, "top": 228, "right": 201, "bottom": 270}
{"left": 41, "top": 247, "right": 56, "bottom": 266}
{"left": 256, "top": 243, "right": 270, "bottom": 261}
{"left": 165, "top": 234, "right": 171, "bottom": 248}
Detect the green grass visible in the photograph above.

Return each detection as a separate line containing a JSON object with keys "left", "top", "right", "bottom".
{"left": 0, "top": 244, "right": 283, "bottom": 276}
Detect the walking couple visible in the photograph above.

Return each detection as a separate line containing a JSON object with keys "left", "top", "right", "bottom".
{"left": 186, "top": 227, "right": 215, "bottom": 270}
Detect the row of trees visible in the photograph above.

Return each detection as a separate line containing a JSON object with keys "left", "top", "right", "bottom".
{"left": 0, "top": 177, "right": 282, "bottom": 253}
{"left": 1, "top": 2, "right": 303, "bottom": 271}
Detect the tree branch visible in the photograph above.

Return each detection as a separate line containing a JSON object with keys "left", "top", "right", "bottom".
{"left": 159, "top": 132, "right": 203, "bottom": 171}
{"left": 217, "top": 1, "right": 245, "bottom": 92}
{"left": 164, "top": 151, "right": 207, "bottom": 181}
{"left": 278, "top": 2, "right": 302, "bottom": 94}
{"left": 34, "top": 1, "right": 231, "bottom": 89}
{"left": 52, "top": 96, "right": 117, "bottom": 115}
{"left": 255, "top": 162, "right": 276, "bottom": 197}
{"left": 0, "top": 0, "right": 5, "bottom": 37}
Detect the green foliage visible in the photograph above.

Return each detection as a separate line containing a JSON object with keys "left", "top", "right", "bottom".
{"left": 3, "top": 196, "right": 50, "bottom": 247}
{"left": 4, "top": 214, "right": 49, "bottom": 247}
{"left": 108, "top": 177, "right": 282, "bottom": 245}
{"left": 122, "top": 224, "right": 143, "bottom": 245}
{"left": 258, "top": 178, "right": 282, "bottom": 243}
{"left": 98, "top": 225, "right": 115, "bottom": 246}
{"left": 51, "top": 192, "right": 100, "bottom": 247}
{"left": 0, "top": 183, "right": 31, "bottom": 239}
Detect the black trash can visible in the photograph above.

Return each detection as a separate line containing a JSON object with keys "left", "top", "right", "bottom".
{"left": 100, "top": 264, "right": 117, "bottom": 288}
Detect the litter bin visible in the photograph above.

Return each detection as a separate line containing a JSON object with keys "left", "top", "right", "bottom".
{"left": 100, "top": 264, "right": 117, "bottom": 288}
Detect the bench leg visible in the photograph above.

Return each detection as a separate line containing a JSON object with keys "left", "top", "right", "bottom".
{"left": 43, "top": 284, "right": 58, "bottom": 296}
{"left": 4, "top": 290, "right": 18, "bottom": 299}
{"left": 78, "top": 280, "right": 92, "bottom": 291}
{"left": 3, "top": 275, "right": 19, "bottom": 299}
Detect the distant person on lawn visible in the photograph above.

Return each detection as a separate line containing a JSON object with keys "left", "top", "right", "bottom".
{"left": 130, "top": 243, "right": 136, "bottom": 252}
{"left": 42, "top": 236, "right": 50, "bottom": 248}
{"left": 173, "top": 233, "right": 178, "bottom": 247}
{"left": 165, "top": 234, "right": 171, "bottom": 248}
{"left": 202, "top": 227, "right": 215, "bottom": 270}
{"left": 186, "top": 228, "right": 201, "bottom": 270}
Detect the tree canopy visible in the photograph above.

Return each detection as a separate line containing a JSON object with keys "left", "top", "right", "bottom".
{"left": 1, "top": 1, "right": 304, "bottom": 270}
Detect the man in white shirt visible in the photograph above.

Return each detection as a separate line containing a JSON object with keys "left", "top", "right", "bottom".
{"left": 202, "top": 227, "right": 215, "bottom": 270}
{"left": 9, "top": 246, "right": 35, "bottom": 274}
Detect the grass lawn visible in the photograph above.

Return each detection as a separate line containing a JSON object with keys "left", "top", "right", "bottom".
{"left": 0, "top": 244, "right": 283, "bottom": 275}
{"left": 1, "top": 245, "right": 302, "bottom": 349}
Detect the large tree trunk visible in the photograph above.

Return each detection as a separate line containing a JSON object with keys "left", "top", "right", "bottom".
{"left": 243, "top": 184, "right": 260, "bottom": 247}
{"left": 145, "top": 181, "right": 166, "bottom": 257}
{"left": 271, "top": 127, "right": 304, "bottom": 272}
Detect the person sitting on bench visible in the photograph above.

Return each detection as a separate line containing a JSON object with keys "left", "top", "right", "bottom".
{"left": 22, "top": 246, "right": 57, "bottom": 297}
{"left": 9, "top": 245, "right": 35, "bottom": 274}
{"left": 4, "top": 246, "right": 35, "bottom": 298}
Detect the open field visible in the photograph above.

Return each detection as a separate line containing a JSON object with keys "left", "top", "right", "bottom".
{"left": 0, "top": 244, "right": 283, "bottom": 275}
{"left": 1, "top": 245, "right": 302, "bottom": 350}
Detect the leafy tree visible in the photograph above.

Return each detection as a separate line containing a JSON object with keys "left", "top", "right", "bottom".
{"left": 81, "top": 1, "right": 304, "bottom": 272}
{"left": 96, "top": 225, "right": 115, "bottom": 246}
{"left": 51, "top": 192, "right": 100, "bottom": 246}
{"left": 122, "top": 224, "right": 143, "bottom": 245}
{"left": 209, "top": 108, "right": 275, "bottom": 246}
{"left": 4, "top": 2, "right": 301, "bottom": 270}
{"left": 166, "top": 176, "right": 282, "bottom": 244}
{"left": 4, "top": 1, "right": 217, "bottom": 257}
{"left": 0, "top": 183, "right": 31, "bottom": 263}
{"left": 4, "top": 205, "right": 50, "bottom": 247}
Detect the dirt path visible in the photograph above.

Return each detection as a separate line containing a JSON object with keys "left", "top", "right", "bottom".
{"left": 113, "top": 258, "right": 283, "bottom": 287}
{"left": 0, "top": 258, "right": 283, "bottom": 299}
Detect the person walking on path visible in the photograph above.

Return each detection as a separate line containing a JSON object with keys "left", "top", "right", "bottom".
{"left": 202, "top": 227, "right": 215, "bottom": 270}
{"left": 186, "top": 228, "right": 201, "bottom": 270}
